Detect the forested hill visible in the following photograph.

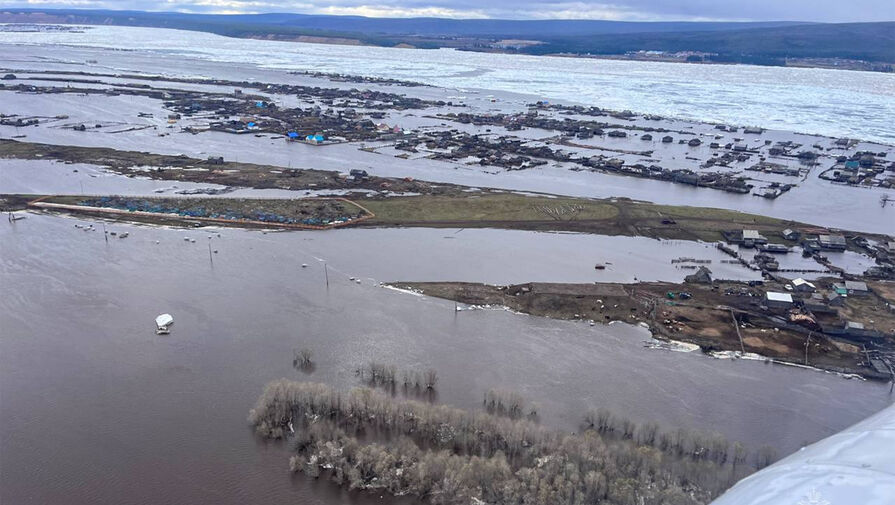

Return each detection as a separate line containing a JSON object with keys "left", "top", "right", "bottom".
{"left": 526, "top": 22, "right": 895, "bottom": 63}
{"left": 0, "top": 9, "right": 805, "bottom": 36}
{"left": 2, "top": 9, "right": 893, "bottom": 65}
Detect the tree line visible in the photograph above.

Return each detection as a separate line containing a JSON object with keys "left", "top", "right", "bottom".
{"left": 356, "top": 361, "right": 438, "bottom": 396}
{"left": 250, "top": 380, "right": 777, "bottom": 504}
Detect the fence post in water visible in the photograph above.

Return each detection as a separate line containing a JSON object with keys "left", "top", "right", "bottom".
{"left": 103, "top": 223, "right": 108, "bottom": 243}
{"left": 208, "top": 243, "right": 213, "bottom": 265}
{"left": 324, "top": 263, "right": 329, "bottom": 289}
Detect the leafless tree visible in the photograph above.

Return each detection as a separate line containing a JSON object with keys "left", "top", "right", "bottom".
{"left": 755, "top": 445, "right": 779, "bottom": 470}
{"left": 293, "top": 348, "right": 314, "bottom": 372}
{"left": 249, "top": 379, "right": 762, "bottom": 505}
{"left": 424, "top": 368, "right": 438, "bottom": 390}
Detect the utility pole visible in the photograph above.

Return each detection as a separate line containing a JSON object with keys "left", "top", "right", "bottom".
{"left": 804, "top": 332, "right": 812, "bottom": 366}
{"left": 730, "top": 309, "right": 745, "bottom": 353}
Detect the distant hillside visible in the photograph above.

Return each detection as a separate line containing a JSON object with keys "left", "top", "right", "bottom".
{"left": 1, "top": 9, "right": 892, "bottom": 66}
{"left": 0, "top": 9, "right": 804, "bottom": 37}
{"left": 526, "top": 22, "right": 895, "bottom": 63}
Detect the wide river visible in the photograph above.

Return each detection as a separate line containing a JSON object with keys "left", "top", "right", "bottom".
{"left": 1, "top": 214, "right": 893, "bottom": 504}
{"left": 1, "top": 24, "right": 894, "bottom": 144}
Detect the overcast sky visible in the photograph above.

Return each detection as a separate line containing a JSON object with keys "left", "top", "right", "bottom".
{"left": 2, "top": 0, "right": 894, "bottom": 22}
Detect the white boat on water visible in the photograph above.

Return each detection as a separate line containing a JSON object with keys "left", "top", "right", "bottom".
{"left": 155, "top": 313, "right": 174, "bottom": 334}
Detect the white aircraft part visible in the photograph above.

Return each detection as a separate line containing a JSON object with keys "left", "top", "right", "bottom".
{"left": 712, "top": 403, "right": 895, "bottom": 505}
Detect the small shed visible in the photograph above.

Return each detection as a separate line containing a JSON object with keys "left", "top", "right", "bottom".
{"left": 781, "top": 229, "right": 800, "bottom": 241}
{"left": 827, "top": 292, "right": 846, "bottom": 307}
{"left": 792, "top": 278, "right": 816, "bottom": 293}
{"left": 742, "top": 229, "right": 767, "bottom": 247}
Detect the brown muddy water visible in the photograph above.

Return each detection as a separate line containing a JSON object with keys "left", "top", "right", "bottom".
{"left": 1, "top": 215, "right": 892, "bottom": 505}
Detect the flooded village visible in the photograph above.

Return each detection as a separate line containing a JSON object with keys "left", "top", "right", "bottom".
{"left": 1, "top": 29, "right": 894, "bottom": 505}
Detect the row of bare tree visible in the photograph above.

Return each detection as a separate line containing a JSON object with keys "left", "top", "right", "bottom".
{"left": 357, "top": 361, "right": 438, "bottom": 390}
{"left": 249, "top": 380, "right": 774, "bottom": 504}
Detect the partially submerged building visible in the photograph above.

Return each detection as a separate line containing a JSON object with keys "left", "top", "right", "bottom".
{"left": 684, "top": 266, "right": 713, "bottom": 284}
{"left": 781, "top": 229, "right": 800, "bottom": 241}
{"left": 818, "top": 234, "right": 847, "bottom": 250}
{"left": 742, "top": 229, "right": 768, "bottom": 248}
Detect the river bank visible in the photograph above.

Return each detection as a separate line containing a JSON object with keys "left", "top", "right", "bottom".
{"left": 393, "top": 280, "right": 895, "bottom": 380}
{"left": 5, "top": 139, "right": 893, "bottom": 246}
{"left": 6, "top": 188, "right": 885, "bottom": 248}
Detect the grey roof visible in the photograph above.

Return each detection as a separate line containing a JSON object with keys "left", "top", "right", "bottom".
{"left": 844, "top": 281, "right": 868, "bottom": 291}
{"left": 819, "top": 234, "right": 846, "bottom": 245}
{"left": 765, "top": 292, "right": 793, "bottom": 303}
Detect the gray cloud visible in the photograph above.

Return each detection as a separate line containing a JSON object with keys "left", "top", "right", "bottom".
{"left": 2, "top": 0, "right": 893, "bottom": 22}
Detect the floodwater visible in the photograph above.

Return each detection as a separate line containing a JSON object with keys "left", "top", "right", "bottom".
{"left": 1, "top": 214, "right": 892, "bottom": 505}
{"left": 1, "top": 25, "right": 894, "bottom": 505}
{"left": 1, "top": 51, "right": 892, "bottom": 234}
{"left": 1, "top": 25, "right": 894, "bottom": 143}
{"left": 3, "top": 158, "right": 877, "bottom": 280}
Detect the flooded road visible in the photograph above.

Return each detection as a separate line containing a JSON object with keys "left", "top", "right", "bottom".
{"left": 2, "top": 214, "right": 891, "bottom": 504}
